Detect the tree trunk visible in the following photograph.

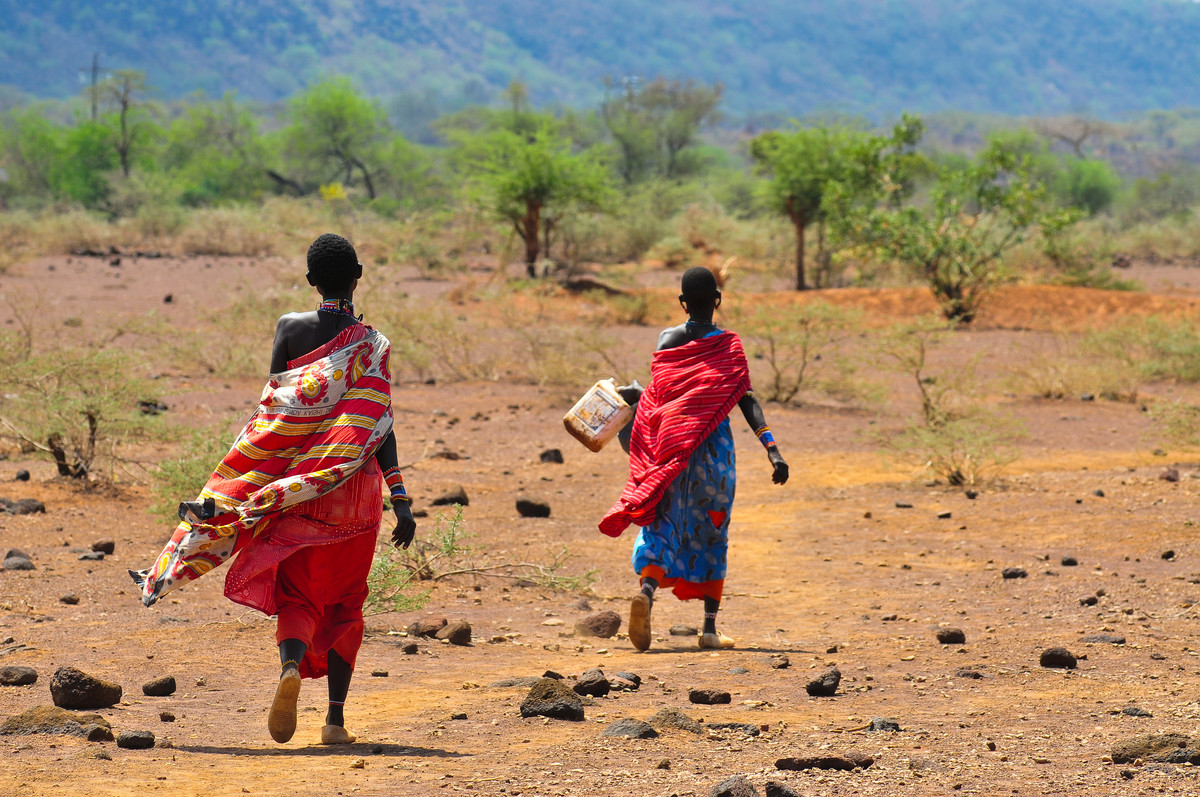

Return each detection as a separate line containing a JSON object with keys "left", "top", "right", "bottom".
{"left": 790, "top": 214, "right": 807, "bottom": 291}
{"left": 351, "top": 157, "right": 376, "bottom": 200}
{"left": 522, "top": 201, "right": 542, "bottom": 278}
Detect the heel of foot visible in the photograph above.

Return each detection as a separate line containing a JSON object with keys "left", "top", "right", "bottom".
{"left": 629, "top": 594, "right": 652, "bottom": 652}
{"left": 321, "top": 724, "right": 357, "bottom": 745}
{"left": 268, "top": 669, "right": 302, "bottom": 743}
{"left": 699, "top": 631, "right": 735, "bottom": 649}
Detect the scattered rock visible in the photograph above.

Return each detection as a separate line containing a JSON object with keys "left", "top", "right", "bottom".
{"left": 711, "top": 775, "right": 759, "bottom": 797}
{"left": 1112, "top": 733, "right": 1200, "bottom": 765}
{"left": 669, "top": 624, "right": 699, "bottom": 637}
{"left": 9, "top": 499, "right": 44, "bottom": 515}
{"left": 805, "top": 667, "right": 841, "bottom": 697}
{"left": 614, "top": 671, "right": 641, "bottom": 687}
{"left": 539, "top": 449, "right": 564, "bottom": 464}
{"left": 515, "top": 498, "right": 551, "bottom": 518}
{"left": 0, "top": 666, "right": 37, "bottom": 686}
{"left": 0, "top": 705, "right": 110, "bottom": 737}
{"left": 542, "top": 670, "right": 564, "bottom": 680}
{"left": 371, "top": 670, "right": 388, "bottom": 678}
{"left": 570, "top": 598, "right": 592, "bottom": 611}
{"left": 401, "top": 642, "right": 419, "bottom": 655}
{"left": 435, "top": 620, "right": 472, "bottom": 646}
{"left": 656, "top": 759, "right": 671, "bottom": 770}
{"left": 1080, "top": 633, "right": 1125, "bottom": 645}
{"left": 936, "top": 628, "right": 966, "bottom": 644}
{"left": 575, "top": 610, "right": 621, "bottom": 638}
{"left": 936, "top": 511, "right": 952, "bottom": 520}
{"left": 83, "top": 723, "right": 114, "bottom": 742}
{"left": 764, "top": 783, "right": 803, "bottom": 797}
{"left": 1122, "top": 707, "right": 1153, "bottom": 718}
{"left": 609, "top": 676, "right": 640, "bottom": 692}
{"left": 766, "top": 654, "right": 790, "bottom": 670}
{"left": 519, "top": 678, "right": 584, "bottom": 721}
{"left": 689, "top": 687, "right": 732, "bottom": 705}
{"left": 430, "top": 486, "right": 469, "bottom": 506}
{"left": 142, "top": 676, "right": 176, "bottom": 697}
{"left": 776, "top": 751, "right": 874, "bottom": 771}
{"left": 1162, "top": 549, "right": 1176, "bottom": 561}
{"left": 91, "top": 540, "right": 115, "bottom": 555}
{"left": 1039, "top": 647, "right": 1077, "bottom": 669}
{"left": 1001, "top": 567, "right": 1027, "bottom": 579}
{"left": 407, "top": 617, "right": 447, "bottom": 638}
{"left": 1160, "top": 468, "right": 1180, "bottom": 483}
{"left": 573, "top": 668, "right": 610, "bottom": 697}
{"left": 138, "top": 400, "right": 169, "bottom": 416}
{"left": 116, "top": 730, "right": 155, "bottom": 749}
{"left": 49, "top": 666, "right": 123, "bottom": 709}
{"left": 709, "top": 722, "right": 761, "bottom": 736}
{"left": 2, "top": 554, "right": 34, "bottom": 571}
{"left": 160, "top": 711, "right": 175, "bottom": 722}
{"left": 895, "top": 501, "right": 913, "bottom": 509}
{"left": 1080, "top": 595, "right": 1099, "bottom": 606}
{"left": 869, "top": 717, "right": 902, "bottom": 732}
{"left": 956, "top": 668, "right": 985, "bottom": 679}
{"left": 728, "top": 667, "right": 750, "bottom": 675}
{"left": 14, "top": 470, "right": 29, "bottom": 482}
{"left": 1093, "top": 489, "right": 1106, "bottom": 498}
{"left": 79, "top": 552, "right": 104, "bottom": 561}
{"left": 1061, "top": 556, "right": 1078, "bottom": 566}
{"left": 451, "top": 712, "right": 467, "bottom": 720}
{"left": 826, "top": 645, "right": 838, "bottom": 654}
{"left": 602, "top": 718, "right": 659, "bottom": 739}
{"left": 964, "top": 489, "right": 979, "bottom": 500}
{"left": 59, "top": 594, "right": 79, "bottom": 605}
{"left": 490, "top": 676, "right": 543, "bottom": 688}
{"left": 648, "top": 707, "right": 703, "bottom": 734}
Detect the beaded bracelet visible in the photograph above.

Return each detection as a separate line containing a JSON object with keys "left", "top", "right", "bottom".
{"left": 753, "top": 424, "right": 776, "bottom": 449}
{"left": 383, "top": 466, "right": 411, "bottom": 502}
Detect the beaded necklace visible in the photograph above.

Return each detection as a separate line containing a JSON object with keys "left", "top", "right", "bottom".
{"left": 318, "top": 298, "right": 358, "bottom": 319}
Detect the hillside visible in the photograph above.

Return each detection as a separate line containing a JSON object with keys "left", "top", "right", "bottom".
{"left": 2, "top": 0, "right": 1200, "bottom": 117}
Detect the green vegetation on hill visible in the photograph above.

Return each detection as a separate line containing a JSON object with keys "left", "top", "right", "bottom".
{"left": 5, "top": 0, "right": 1200, "bottom": 119}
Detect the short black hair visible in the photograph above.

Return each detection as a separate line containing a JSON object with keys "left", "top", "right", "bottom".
{"left": 306, "top": 233, "right": 360, "bottom": 293}
{"left": 680, "top": 266, "right": 719, "bottom": 305}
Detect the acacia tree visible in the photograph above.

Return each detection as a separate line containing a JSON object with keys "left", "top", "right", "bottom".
{"left": 601, "top": 77, "right": 721, "bottom": 183}
{"left": 459, "top": 123, "right": 610, "bottom": 276}
{"left": 97, "top": 70, "right": 153, "bottom": 178}
{"left": 751, "top": 117, "right": 921, "bottom": 290}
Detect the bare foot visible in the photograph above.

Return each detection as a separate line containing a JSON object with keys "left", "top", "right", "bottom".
{"left": 629, "top": 594, "right": 652, "bottom": 652}
{"left": 698, "top": 631, "right": 735, "bottom": 649}
{"left": 321, "top": 724, "right": 358, "bottom": 745}
{"left": 268, "top": 668, "right": 302, "bottom": 743}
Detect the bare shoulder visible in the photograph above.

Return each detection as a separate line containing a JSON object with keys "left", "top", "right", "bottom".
{"left": 656, "top": 324, "right": 690, "bottom": 351}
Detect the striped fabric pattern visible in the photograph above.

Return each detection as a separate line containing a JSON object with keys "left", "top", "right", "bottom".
{"left": 599, "top": 331, "right": 751, "bottom": 537}
{"left": 133, "top": 323, "right": 394, "bottom": 607}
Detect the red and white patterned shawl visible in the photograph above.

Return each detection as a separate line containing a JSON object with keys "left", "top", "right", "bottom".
{"left": 134, "top": 323, "right": 393, "bottom": 606}
{"left": 599, "top": 330, "right": 751, "bottom": 537}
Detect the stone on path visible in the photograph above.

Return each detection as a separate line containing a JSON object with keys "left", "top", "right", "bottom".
{"left": 515, "top": 498, "right": 551, "bottom": 518}
{"left": 764, "top": 783, "right": 803, "bottom": 797}
{"left": 869, "top": 717, "right": 902, "bottom": 732}
{"left": 689, "top": 687, "right": 731, "bottom": 705}
{"left": 407, "top": 617, "right": 447, "bottom": 638}
{"left": 1080, "top": 633, "right": 1125, "bottom": 645}
{"left": 142, "top": 676, "right": 176, "bottom": 697}
{"left": 711, "top": 775, "right": 759, "bottom": 797}
{"left": 575, "top": 611, "right": 621, "bottom": 639}
{"left": 435, "top": 620, "right": 472, "bottom": 646}
{"left": 1122, "top": 707, "right": 1153, "bottom": 718}
{"left": 14, "top": 470, "right": 29, "bottom": 482}
{"left": 519, "top": 678, "right": 584, "bottom": 721}
{"left": 709, "top": 722, "right": 761, "bottom": 737}
{"left": 91, "top": 540, "right": 115, "bottom": 555}
{"left": 79, "top": 552, "right": 104, "bottom": 561}
{"left": 2, "top": 553, "right": 34, "bottom": 571}
{"left": 0, "top": 705, "right": 110, "bottom": 738}
{"left": 602, "top": 718, "right": 658, "bottom": 739}
{"left": 431, "top": 486, "right": 468, "bottom": 506}
{"left": 573, "top": 668, "right": 610, "bottom": 697}
{"left": 1061, "top": 556, "right": 1078, "bottom": 566}
{"left": 669, "top": 624, "right": 699, "bottom": 636}
{"left": 805, "top": 667, "right": 841, "bottom": 697}
{"left": 1079, "top": 595, "right": 1098, "bottom": 606}
{"left": 614, "top": 671, "right": 641, "bottom": 687}
{"left": 648, "top": 707, "right": 702, "bottom": 734}
{"left": 1039, "top": 647, "right": 1077, "bottom": 669}
{"left": 956, "top": 668, "right": 985, "bottom": 680}
{"left": 401, "top": 642, "right": 419, "bottom": 654}
{"left": 9, "top": 499, "right": 44, "bottom": 515}
{"left": 49, "top": 666, "right": 122, "bottom": 709}
{"left": 490, "top": 676, "right": 543, "bottom": 688}
{"left": 1160, "top": 468, "right": 1180, "bottom": 483}
{"left": 1112, "top": 734, "right": 1200, "bottom": 765}
{"left": 1001, "top": 567, "right": 1027, "bottom": 579}
{"left": 936, "top": 628, "right": 966, "bottom": 644}
{"left": 1162, "top": 549, "right": 1176, "bottom": 561}
{"left": 539, "top": 448, "right": 564, "bottom": 463}
{"left": 59, "top": 594, "right": 79, "bottom": 605}
{"left": 160, "top": 711, "right": 176, "bottom": 722}
{"left": 116, "top": 730, "right": 155, "bottom": 749}
{"left": 776, "top": 751, "right": 874, "bottom": 771}
{"left": 0, "top": 666, "right": 37, "bottom": 686}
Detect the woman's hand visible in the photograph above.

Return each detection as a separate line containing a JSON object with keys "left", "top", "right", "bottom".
{"left": 391, "top": 501, "right": 416, "bottom": 549}
{"left": 768, "top": 447, "right": 789, "bottom": 485}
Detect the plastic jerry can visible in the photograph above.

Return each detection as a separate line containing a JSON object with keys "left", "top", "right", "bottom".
{"left": 563, "top": 378, "right": 634, "bottom": 452}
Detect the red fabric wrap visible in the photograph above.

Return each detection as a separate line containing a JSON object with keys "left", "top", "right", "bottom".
{"left": 599, "top": 331, "right": 751, "bottom": 537}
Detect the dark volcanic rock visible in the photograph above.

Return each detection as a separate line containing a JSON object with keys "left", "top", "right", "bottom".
{"left": 609, "top": 676, "right": 639, "bottom": 692}
{"left": 602, "top": 718, "right": 658, "bottom": 739}
{"left": 869, "top": 717, "right": 902, "bottom": 732}
{"left": 142, "top": 676, "right": 176, "bottom": 697}
{"left": 805, "top": 667, "right": 841, "bottom": 697}
{"left": 956, "top": 668, "right": 985, "bottom": 679}
{"left": 542, "top": 670, "right": 564, "bottom": 680}
{"left": 407, "top": 617, "right": 447, "bottom": 638}
{"left": 435, "top": 620, "right": 472, "bottom": 646}
{"left": 490, "top": 676, "right": 543, "bottom": 688}
{"left": 614, "top": 671, "right": 641, "bottom": 687}
{"left": 689, "top": 687, "right": 732, "bottom": 705}
{"left": 1160, "top": 468, "right": 1180, "bottom": 483}
{"left": 539, "top": 448, "right": 564, "bottom": 464}
{"left": 669, "top": 624, "right": 699, "bottom": 637}
{"left": 1122, "top": 707, "right": 1153, "bottom": 718}
{"left": 1080, "top": 595, "right": 1099, "bottom": 606}
{"left": 59, "top": 594, "right": 79, "bottom": 605}
{"left": 709, "top": 722, "right": 761, "bottom": 736}
{"left": 776, "top": 751, "right": 874, "bottom": 771}
{"left": 10, "top": 499, "right": 44, "bottom": 515}
{"left": 78, "top": 552, "right": 104, "bottom": 561}
{"left": 936, "top": 628, "right": 966, "bottom": 644}
{"left": 1112, "top": 734, "right": 1200, "bottom": 765}
{"left": 14, "top": 470, "right": 29, "bottom": 482}
{"left": 116, "top": 729, "right": 155, "bottom": 749}
{"left": 49, "top": 666, "right": 122, "bottom": 709}
{"left": 1162, "top": 549, "right": 1176, "bottom": 561}
{"left": 430, "top": 486, "right": 469, "bottom": 506}
{"left": 91, "top": 540, "right": 115, "bottom": 555}
{"left": 83, "top": 723, "right": 114, "bottom": 742}
{"left": 1061, "top": 556, "right": 1078, "bottom": 567}
{"left": 2, "top": 554, "right": 34, "bottom": 571}
{"left": 766, "top": 654, "right": 790, "bottom": 670}
{"left": 1039, "top": 647, "right": 1078, "bottom": 669}
{"left": 1001, "top": 567, "right": 1027, "bottom": 579}
{"left": 648, "top": 707, "right": 702, "bottom": 734}
{"left": 573, "top": 668, "right": 610, "bottom": 697}
{"left": 0, "top": 705, "right": 110, "bottom": 737}
{"left": 160, "top": 711, "right": 175, "bottom": 722}
{"left": 519, "top": 678, "right": 584, "bottom": 721}
{"left": 401, "top": 642, "right": 419, "bottom": 654}
{"left": 1080, "top": 633, "right": 1125, "bottom": 645}
{"left": 515, "top": 498, "right": 551, "bottom": 518}
{"left": 0, "top": 666, "right": 37, "bottom": 686}
{"left": 575, "top": 610, "right": 621, "bottom": 639}
{"left": 711, "top": 775, "right": 759, "bottom": 797}
{"left": 764, "top": 783, "right": 803, "bottom": 797}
